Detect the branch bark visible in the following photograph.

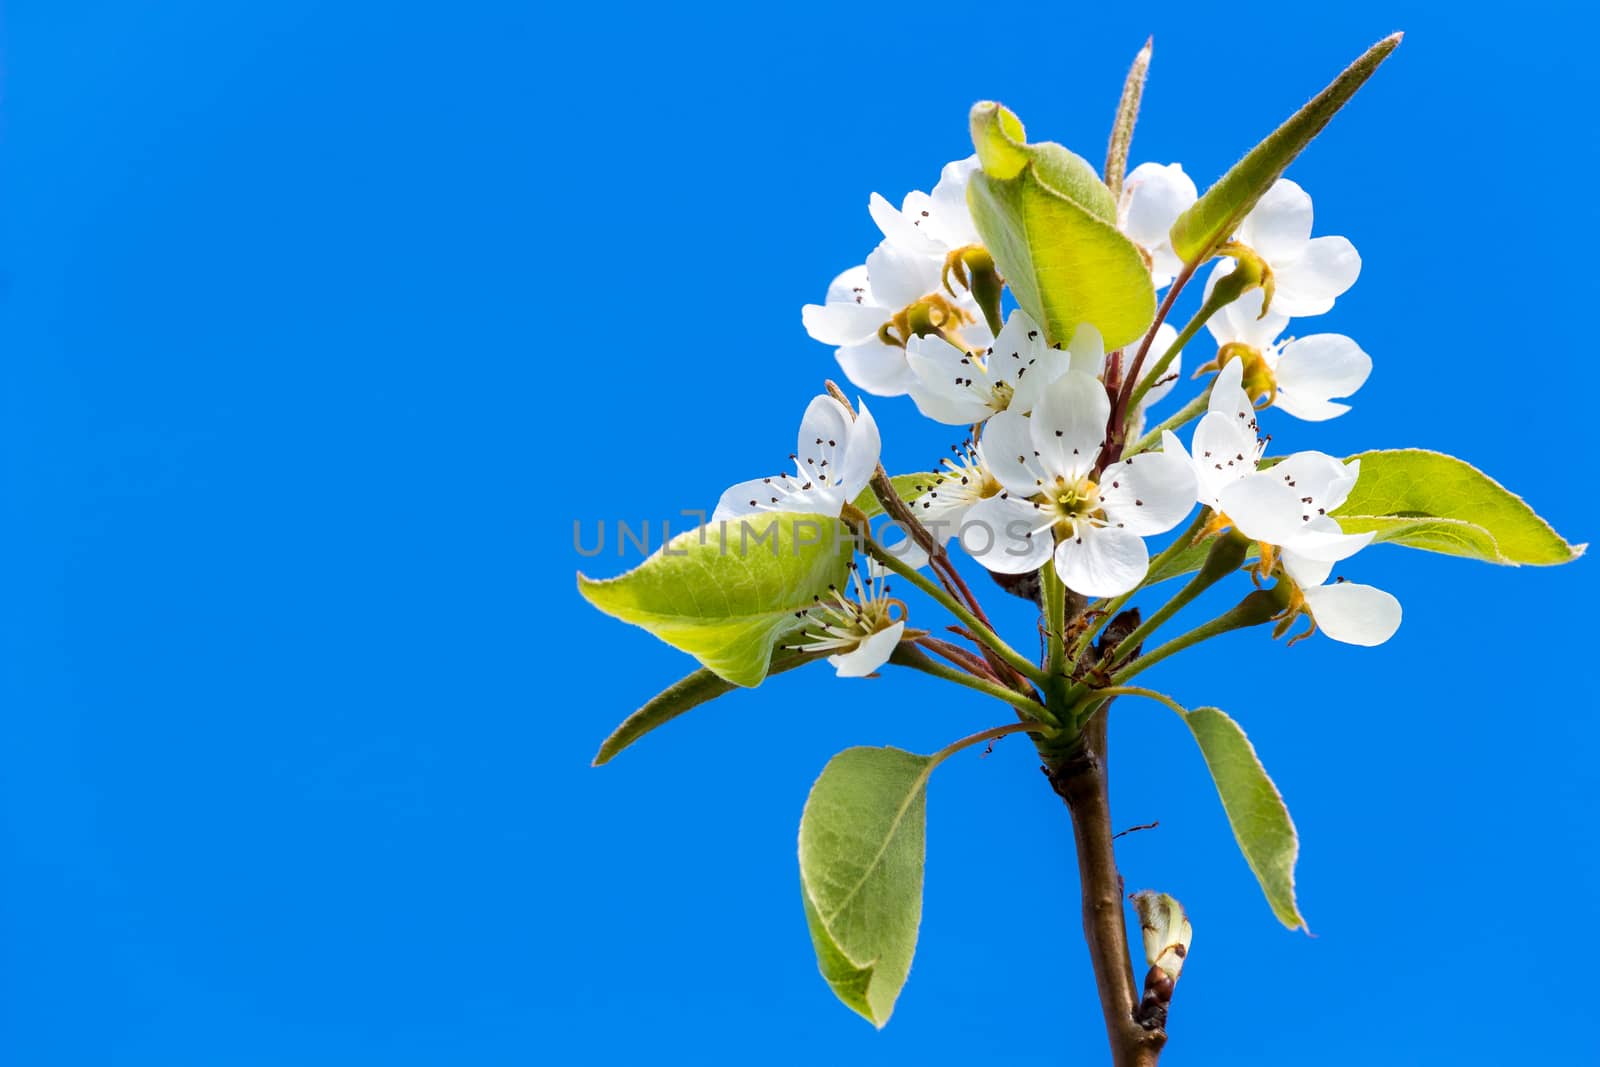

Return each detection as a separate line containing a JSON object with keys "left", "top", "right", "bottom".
{"left": 1044, "top": 712, "right": 1167, "bottom": 1067}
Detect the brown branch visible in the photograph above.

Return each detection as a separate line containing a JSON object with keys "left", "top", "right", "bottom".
{"left": 1043, "top": 712, "right": 1167, "bottom": 1067}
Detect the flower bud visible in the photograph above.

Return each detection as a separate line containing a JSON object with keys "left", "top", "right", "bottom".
{"left": 1130, "top": 890, "right": 1192, "bottom": 981}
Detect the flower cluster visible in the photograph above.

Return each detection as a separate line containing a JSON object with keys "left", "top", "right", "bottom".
{"left": 730, "top": 147, "right": 1402, "bottom": 674}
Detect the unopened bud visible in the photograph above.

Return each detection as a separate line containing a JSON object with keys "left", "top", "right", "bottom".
{"left": 1130, "top": 890, "right": 1192, "bottom": 981}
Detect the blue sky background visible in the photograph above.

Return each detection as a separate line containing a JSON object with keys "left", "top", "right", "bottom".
{"left": 3, "top": 1, "right": 1596, "bottom": 1064}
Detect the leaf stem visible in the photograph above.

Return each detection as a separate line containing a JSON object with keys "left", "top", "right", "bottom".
{"left": 929, "top": 717, "right": 1057, "bottom": 767}
{"left": 1110, "top": 528, "right": 1249, "bottom": 664}
{"left": 1091, "top": 685, "right": 1189, "bottom": 718}
{"left": 1125, "top": 295, "right": 1222, "bottom": 416}
{"left": 1069, "top": 509, "right": 1214, "bottom": 664}
{"left": 1125, "top": 384, "right": 1213, "bottom": 459}
{"left": 1110, "top": 263, "right": 1196, "bottom": 455}
{"left": 1110, "top": 586, "right": 1286, "bottom": 687}
{"left": 890, "top": 646, "right": 1046, "bottom": 718}
{"left": 862, "top": 528, "right": 1048, "bottom": 686}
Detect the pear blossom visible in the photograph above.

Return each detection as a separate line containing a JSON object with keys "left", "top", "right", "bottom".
{"left": 1222, "top": 458, "right": 1402, "bottom": 647}
{"left": 713, "top": 395, "right": 880, "bottom": 521}
{"left": 783, "top": 561, "right": 907, "bottom": 677}
{"left": 873, "top": 439, "right": 1011, "bottom": 570}
{"left": 1207, "top": 178, "right": 1361, "bottom": 318}
{"left": 868, "top": 155, "right": 983, "bottom": 255}
{"left": 1174, "top": 361, "right": 1401, "bottom": 646}
{"left": 904, "top": 310, "right": 1079, "bottom": 425}
{"left": 803, "top": 158, "right": 991, "bottom": 398}
{"left": 1205, "top": 295, "right": 1372, "bottom": 421}
{"left": 802, "top": 239, "right": 986, "bottom": 397}
{"left": 959, "top": 371, "right": 1197, "bottom": 597}
{"left": 1119, "top": 162, "right": 1197, "bottom": 288}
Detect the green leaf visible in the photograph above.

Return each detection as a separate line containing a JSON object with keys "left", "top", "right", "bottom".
{"left": 1182, "top": 706, "right": 1304, "bottom": 931}
{"left": 592, "top": 649, "right": 824, "bottom": 766}
{"left": 966, "top": 102, "right": 1156, "bottom": 350}
{"left": 1334, "top": 449, "right": 1584, "bottom": 565}
{"left": 577, "top": 514, "right": 852, "bottom": 687}
{"left": 851, "top": 471, "right": 943, "bottom": 518}
{"left": 799, "top": 746, "right": 932, "bottom": 1027}
{"left": 1168, "top": 34, "right": 1401, "bottom": 266}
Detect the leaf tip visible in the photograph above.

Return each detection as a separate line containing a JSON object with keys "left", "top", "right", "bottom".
{"left": 969, "top": 101, "right": 1028, "bottom": 178}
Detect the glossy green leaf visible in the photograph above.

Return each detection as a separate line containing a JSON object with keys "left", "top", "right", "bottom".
{"left": 577, "top": 514, "right": 852, "bottom": 687}
{"left": 1168, "top": 34, "right": 1401, "bottom": 265}
{"left": 1334, "top": 449, "right": 1584, "bottom": 565}
{"left": 1183, "top": 706, "right": 1304, "bottom": 931}
{"left": 967, "top": 102, "right": 1155, "bottom": 350}
{"left": 799, "top": 746, "right": 932, "bottom": 1027}
{"left": 592, "top": 649, "right": 824, "bottom": 766}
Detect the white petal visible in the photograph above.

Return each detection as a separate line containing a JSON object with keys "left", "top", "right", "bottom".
{"left": 905, "top": 336, "right": 994, "bottom": 424}
{"left": 1237, "top": 178, "right": 1313, "bottom": 263}
{"left": 1053, "top": 524, "right": 1149, "bottom": 598}
{"left": 961, "top": 494, "right": 1053, "bottom": 574}
{"left": 802, "top": 300, "right": 885, "bottom": 346}
{"left": 925, "top": 156, "right": 982, "bottom": 248}
{"left": 909, "top": 385, "right": 994, "bottom": 425}
{"left": 864, "top": 238, "right": 942, "bottom": 309}
{"left": 713, "top": 474, "right": 808, "bottom": 521}
{"left": 1273, "top": 333, "right": 1371, "bottom": 421}
{"left": 829, "top": 621, "right": 905, "bottom": 677}
{"left": 1218, "top": 474, "right": 1304, "bottom": 545}
{"left": 1121, "top": 162, "right": 1198, "bottom": 249}
{"left": 1280, "top": 549, "right": 1333, "bottom": 588}
{"left": 1065, "top": 322, "right": 1107, "bottom": 377}
{"left": 797, "top": 395, "right": 853, "bottom": 466}
{"left": 978, "top": 410, "right": 1048, "bottom": 495}
{"left": 835, "top": 341, "right": 913, "bottom": 397}
{"left": 1206, "top": 356, "right": 1250, "bottom": 416}
{"left": 1302, "top": 583, "right": 1401, "bottom": 646}
{"left": 1190, "top": 411, "right": 1260, "bottom": 508}
{"left": 1272, "top": 235, "right": 1361, "bottom": 317}
{"left": 1282, "top": 515, "right": 1373, "bottom": 565}
{"left": 1100, "top": 448, "right": 1196, "bottom": 535}
{"left": 1270, "top": 451, "right": 1356, "bottom": 516}
{"left": 825, "top": 264, "right": 872, "bottom": 304}
{"left": 989, "top": 310, "right": 1062, "bottom": 413}
{"left": 837, "top": 399, "right": 882, "bottom": 501}
{"left": 868, "top": 192, "right": 924, "bottom": 248}
{"left": 1031, "top": 370, "right": 1110, "bottom": 481}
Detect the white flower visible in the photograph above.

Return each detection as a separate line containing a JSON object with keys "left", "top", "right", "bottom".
{"left": 783, "top": 561, "right": 907, "bottom": 677}
{"left": 1119, "top": 162, "right": 1198, "bottom": 288}
{"left": 802, "top": 157, "right": 990, "bottom": 398}
{"left": 868, "top": 155, "right": 984, "bottom": 255}
{"left": 958, "top": 371, "right": 1197, "bottom": 597}
{"left": 1174, "top": 362, "right": 1400, "bottom": 645}
{"left": 874, "top": 439, "right": 1010, "bottom": 570}
{"left": 1206, "top": 296, "right": 1372, "bottom": 421}
{"left": 713, "top": 395, "right": 880, "bottom": 521}
{"left": 801, "top": 239, "right": 983, "bottom": 397}
{"left": 1207, "top": 178, "right": 1361, "bottom": 317}
{"left": 904, "top": 309, "right": 1073, "bottom": 425}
